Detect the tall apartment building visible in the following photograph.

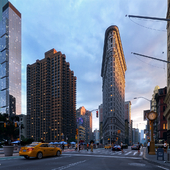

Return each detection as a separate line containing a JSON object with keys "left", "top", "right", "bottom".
{"left": 132, "top": 128, "right": 139, "bottom": 144}
{"left": 0, "top": 1, "right": 21, "bottom": 116}
{"left": 27, "top": 49, "right": 77, "bottom": 142}
{"left": 76, "top": 106, "right": 92, "bottom": 143}
{"left": 164, "top": 0, "right": 170, "bottom": 143}
{"left": 124, "top": 101, "right": 132, "bottom": 145}
{"left": 155, "top": 87, "right": 167, "bottom": 142}
{"left": 18, "top": 114, "right": 27, "bottom": 139}
{"left": 93, "top": 129, "right": 100, "bottom": 144}
{"left": 151, "top": 86, "right": 159, "bottom": 142}
{"left": 144, "top": 109, "right": 150, "bottom": 141}
{"left": 101, "top": 25, "right": 127, "bottom": 144}
{"left": 99, "top": 104, "right": 103, "bottom": 144}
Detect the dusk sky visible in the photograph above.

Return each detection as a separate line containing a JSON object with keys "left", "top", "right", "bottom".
{"left": 10, "top": 0, "right": 167, "bottom": 131}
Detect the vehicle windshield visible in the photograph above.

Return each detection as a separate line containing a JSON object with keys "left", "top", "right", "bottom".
{"left": 26, "top": 144, "right": 38, "bottom": 147}
{"left": 26, "top": 142, "right": 40, "bottom": 147}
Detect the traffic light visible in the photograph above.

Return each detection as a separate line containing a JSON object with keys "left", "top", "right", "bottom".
{"left": 96, "top": 111, "right": 98, "bottom": 118}
{"left": 76, "top": 128, "right": 78, "bottom": 135}
{"left": 4, "top": 123, "right": 6, "bottom": 128}
{"left": 15, "top": 122, "right": 17, "bottom": 127}
{"left": 117, "top": 130, "right": 121, "bottom": 134}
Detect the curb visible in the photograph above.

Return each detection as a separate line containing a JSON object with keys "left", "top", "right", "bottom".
{"left": 143, "top": 147, "right": 170, "bottom": 169}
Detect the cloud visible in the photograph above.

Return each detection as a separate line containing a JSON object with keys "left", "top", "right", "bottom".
{"left": 10, "top": 0, "right": 167, "bottom": 132}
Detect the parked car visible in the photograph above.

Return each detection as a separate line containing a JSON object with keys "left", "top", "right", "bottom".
{"left": 122, "top": 144, "right": 128, "bottom": 149}
{"left": 112, "top": 145, "right": 121, "bottom": 151}
{"left": 131, "top": 144, "right": 139, "bottom": 150}
{"left": 19, "top": 142, "right": 62, "bottom": 159}
{"left": 104, "top": 144, "right": 111, "bottom": 149}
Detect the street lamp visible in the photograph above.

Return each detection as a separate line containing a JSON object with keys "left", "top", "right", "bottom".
{"left": 134, "top": 97, "right": 151, "bottom": 102}
{"left": 134, "top": 97, "right": 157, "bottom": 155}
{"left": 134, "top": 96, "right": 151, "bottom": 111}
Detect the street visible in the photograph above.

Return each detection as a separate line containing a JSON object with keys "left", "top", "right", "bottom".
{"left": 0, "top": 147, "right": 168, "bottom": 170}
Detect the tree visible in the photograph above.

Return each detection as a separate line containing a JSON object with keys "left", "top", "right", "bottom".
{"left": 0, "top": 113, "right": 19, "bottom": 141}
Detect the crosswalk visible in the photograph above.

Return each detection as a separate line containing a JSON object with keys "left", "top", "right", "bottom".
{"left": 66, "top": 148, "right": 144, "bottom": 157}
{"left": 0, "top": 148, "right": 144, "bottom": 161}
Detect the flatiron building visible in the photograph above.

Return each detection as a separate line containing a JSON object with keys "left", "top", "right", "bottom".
{"left": 101, "top": 25, "right": 127, "bottom": 144}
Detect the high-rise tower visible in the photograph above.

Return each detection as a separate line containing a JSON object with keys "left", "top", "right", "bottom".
{"left": 101, "top": 26, "right": 127, "bottom": 144}
{"left": 76, "top": 106, "right": 92, "bottom": 143}
{"left": 27, "top": 49, "right": 77, "bottom": 142}
{"left": 0, "top": 1, "right": 21, "bottom": 116}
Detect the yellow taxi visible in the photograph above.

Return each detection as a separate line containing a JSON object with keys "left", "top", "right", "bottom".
{"left": 104, "top": 144, "right": 111, "bottom": 149}
{"left": 19, "top": 142, "right": 62, "bottom": 159}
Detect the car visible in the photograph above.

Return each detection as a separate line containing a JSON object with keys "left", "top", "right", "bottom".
{"left": 19, "top": 142, "right": 62, "bottom": 159}
{"left": 112, "top": 145, "right": 121, "bottom": 151}
{"left": 104, "top": 144, "right": 111, "bottom": 149}
{"left": 131, "top": 144, "right": 139, "bottom": 150}
{"left": 122, "top": 144, "right": 128, "bottom": 149}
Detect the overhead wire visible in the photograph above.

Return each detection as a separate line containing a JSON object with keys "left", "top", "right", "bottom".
{"left": 129, "top": 17, "right": 167, "bottom": 32}
{"left": 134, "top": 55, "right": 166, "bottom": 69}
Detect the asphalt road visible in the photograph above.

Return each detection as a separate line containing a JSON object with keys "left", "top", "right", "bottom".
{"left": 0, "top": 148, "right": 168, "bottom": 170}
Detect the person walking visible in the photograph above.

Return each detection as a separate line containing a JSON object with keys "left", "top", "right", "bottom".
{"left": 90, "top": 142, "right": 93, "bottom": 152}
{"left": 121, "top": 142, "right": 124, "bottom": 153}
{"left": 137, "top": 142, "right": 140, "bottom": 154}
{"left": 164, "top": 141, "right": 167, "bottom": 153}
{"left": 75, "top": 143, "right": 77, "bottom": 151}
{"left": 147, "top": 140, "right": 150, "bottom": 154}
{"left": 79, "top": 143, "right": 81, "bottom": 152}
{"left": 62, "top": 143, "right": 64, "bottom": 151}
{"left": 87, "top": 143, "right": 89, "bottom": 151}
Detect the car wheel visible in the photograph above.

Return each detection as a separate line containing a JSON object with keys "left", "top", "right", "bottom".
{"left": 56, "top": 151, "right": 61, "bottom": 157}
{"left": 24, "top": 156, "right": 29, "bottom": 159}
{"left": 37, "top": 152, "right": 43, "bottom": 159}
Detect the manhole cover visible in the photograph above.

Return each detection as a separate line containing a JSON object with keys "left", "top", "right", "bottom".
{"left": 128, "top": 163, "right": 146, "bottom": 167}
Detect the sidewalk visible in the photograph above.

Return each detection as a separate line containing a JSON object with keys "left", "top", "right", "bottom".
{"left": 0, "top": 148, "right": 75, "bottom": 158}
{"left": 143, "top": 147, "right": 170, "bottom": 169}
{"left": 0, "top": 148, "right": 19, "bottom": 157}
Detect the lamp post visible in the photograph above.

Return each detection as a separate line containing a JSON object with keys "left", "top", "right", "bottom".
{"left": 134, "top": 97, "right": 151, "bottom": 110}
{"left": 134, "top": 97, "right": 157, "bottom": 155}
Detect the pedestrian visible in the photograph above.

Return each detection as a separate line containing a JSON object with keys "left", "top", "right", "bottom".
{"left": 79, "top": 143, "right": 81, "bottom": 151}
{"left": 62, "top": 143, "right": 64, "bottom": 151}
{"left": 90, "top": 142, "right": 93, "bottom": 152}
{"left": 121, "top": 142, "right": 124, "bottom": 153}
{"left": 87, "top": 143, "right": 89, "bottom": 151}
{"left": 75, "top": 143, "right": 77, "bottom": 151}
{"left": 147, "top": 140, "right": 150, "bottom": 154}
{"left": 137, "top": 142, "right": 140, "bottom": 154}
{"left": 164, "top": 141, "right": 167, "bottom": 153}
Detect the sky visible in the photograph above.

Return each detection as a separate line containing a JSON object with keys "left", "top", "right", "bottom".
{"left": 9, "top": 0, "right": 167, "bottom": 132}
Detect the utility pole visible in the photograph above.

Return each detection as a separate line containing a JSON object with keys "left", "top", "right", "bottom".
{"left": 132, "top": 53, "right": 170, "bottom": 64}
{"left": 127, "top": 14, "right": 170, "bottom": 64}
{"left": 126, "top": 15, "right": 170, "bottom": 22}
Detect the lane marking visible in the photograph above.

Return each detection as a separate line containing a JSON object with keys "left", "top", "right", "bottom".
{"left": 157, "top": 166, "right": 169, "bottom": 170}
{"left": 62, "top": 153, "right": 142, "bottom": 159}
{"left": 51, "top": 160, "right": 86, "bottom": 170}
{"left": 139, "top": 152, "right": 143, "bottom": 156}
{"left": 133, "top": 151, "right": 137, "bottom": 155}
{"left": 125, "top": 151, "right": 132, "bottom": 155}
{"left": 128, "top": 163, "right": 145, "bottom": 167}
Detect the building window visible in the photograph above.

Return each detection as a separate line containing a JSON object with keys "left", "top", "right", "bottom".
{"left": 163, "top": 123, "right": 167, "bottom": 130}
